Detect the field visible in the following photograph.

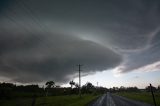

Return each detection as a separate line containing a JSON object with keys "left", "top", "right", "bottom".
{"left": 0, "top": 94, "right": 99, "bottom": 106}
{"left": 116, "top": 92, "right": 160, "bottom": 106}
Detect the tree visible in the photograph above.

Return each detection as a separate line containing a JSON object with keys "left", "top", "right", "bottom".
{"left": 119, "top": 86, "right": 126, "bottom": 91}
{"left": 82, "top": 82, "right": 94, "bottom": 94}
{"left": 145, "top": 85, "right": 156, "bottom": 92}
{"left": 75, "top": 83, "right": 79, "bottom": 88}
{"left": 55, "top": 85, "right": 60, "bottom": 88}
{"left": 45, "top": 81, "right": 55, "bottom": 96}
{"left": 157, "top": 85, "right": 160, "bottom": 92}
{"left": 69, "top": 80, "right": 75, "bottom": 89}
{"left": 45, "top": 81, "right": 55, "bottom": 89}
{"left": 86, "top": 82, "right": 94, "bottom": 89}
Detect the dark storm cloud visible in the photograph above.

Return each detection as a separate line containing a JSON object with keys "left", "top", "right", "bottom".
{"left": 0, "top": 0, "right": 160, "bottom": 83}
{"left": 117, "top": 30, "right": 160, "bottom": 73}
{"left": 0, "top": 30, "right": 121, "bottom": 83}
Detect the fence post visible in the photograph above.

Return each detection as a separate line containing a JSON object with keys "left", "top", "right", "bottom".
{"left": 150, "top": 84, "right": 156, "bottom": 106}
{"left": 32, "top": 95, "right": 36, "bottom": 106}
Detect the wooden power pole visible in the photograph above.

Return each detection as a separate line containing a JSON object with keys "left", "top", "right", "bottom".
{"left": 77, "top": 64, "right": 82, "bottom": 98}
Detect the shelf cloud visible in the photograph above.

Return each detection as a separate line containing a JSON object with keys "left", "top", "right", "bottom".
{"left": 0, "top": 0, "right": 160, "bottom": 83}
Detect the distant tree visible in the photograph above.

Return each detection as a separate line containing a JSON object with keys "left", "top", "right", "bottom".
{"left": 69, "top": 80, "right": 75, "bottom": 89}
{"left": 158, "top": 85, "right": 160, "bottom": 92}
{"left": 0, "top": 82, "right": 15, "bottom": 88}
{"left": 45, "top": 81, "right": 55, "bottom": 89}
{"left": 0, "top": 83, "right": 15, "bottom": 99}
{"left": 45, "top": 81, "right": 55, "bottom": 96}
{"left": 112, "top": 87, "right": 119, "bottom": 92}
{"left": 145, "top": 85, "right": 156, "bottom": 92}
{"left": 119, "top": 86, "right": 126, "bottom": 91}
{"left": 55, "top": 85, "right": 60, "bottom": 88}
{"left": 86, "top": 82, "right": 94, "bottom": 89}
{"left": 75, "top": 83, "right": 79, "bottom": 88}
{"left": 82, "top": 82, "right": 94, "bottom": 94}
{"left": 126, "top": 87, "right": 139, "bottom": 92}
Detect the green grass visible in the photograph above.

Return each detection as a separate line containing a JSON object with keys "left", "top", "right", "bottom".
{"left": 115, "top": 92, "right": 160, "bottom": 106}
{"left": 36, "top": 94, "right": 99, "bottom": 106}
{"left": 0, "top": 98, "right": 33, "bottom": 106}
{"left": 0, "top": 94, "right": 100, "bottom": 106}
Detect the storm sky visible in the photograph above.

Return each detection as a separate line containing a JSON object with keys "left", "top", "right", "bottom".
{"left": 0, "top": 0, "right": 160, "bottom": 86}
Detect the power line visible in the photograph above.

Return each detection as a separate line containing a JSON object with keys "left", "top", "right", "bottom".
{"left": 15, "top": 0, "right": 48, "bottom": 33}
{"left": 2, "top": 0, "right": 52, "bottom": 49}
{"left": 15, "top": 0, "right": 56, "bottom": 49}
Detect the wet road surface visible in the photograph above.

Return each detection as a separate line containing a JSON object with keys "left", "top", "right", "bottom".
{"left": 89, "top": 92, "right": 153, "bottom": 106}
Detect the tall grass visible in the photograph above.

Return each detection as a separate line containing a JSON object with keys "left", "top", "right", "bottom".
{"left": 0, "top": 94, "right": 100, "bottom": 106}
{"left": 116, "top": 92, "right": 160, "bottom": 106}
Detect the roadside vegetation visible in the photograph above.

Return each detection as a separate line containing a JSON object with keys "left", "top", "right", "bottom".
{"left": 36, "top": 94, "right": 99, "bottom": 106}
{"left": 1, "top": 81, "right": 160, "bottom": 106}
{"left": 115, "top": 92, "right": 160, "bottom": 106}
{"left": 0, "top": 81, "right": 106, "bottom": 106}
{"left": 111, "top": 85, "right": 160, "bottom": 106}
{"left": 0, "top": 94, "right": 100, "bottom": 106}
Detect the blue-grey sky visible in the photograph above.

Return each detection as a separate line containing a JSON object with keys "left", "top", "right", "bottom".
{"left": 0, "top": 0, "right": 160, "bottom": 88}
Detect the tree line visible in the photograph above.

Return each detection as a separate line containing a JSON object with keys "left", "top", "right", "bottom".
{"left": 0, "top": 81, "right": 160, "bottom": 100}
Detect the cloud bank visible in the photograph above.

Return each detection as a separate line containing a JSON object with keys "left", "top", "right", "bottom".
{"left": 0, "top": 29, "right": 121, "bottom": 83}
{"left": 0, "top": 0, "right": 160, "bottom": 83}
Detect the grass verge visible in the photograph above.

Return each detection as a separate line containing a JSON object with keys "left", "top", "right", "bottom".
{"left": 115, "top": 92, "right": 160, "bottom": 106}
{"left": 0, "top": 94, "right": 100, "bottom": 106}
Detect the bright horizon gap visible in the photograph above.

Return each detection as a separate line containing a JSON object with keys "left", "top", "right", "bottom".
{"left": 0, "top": 68, "right": 159, "bottom": 89}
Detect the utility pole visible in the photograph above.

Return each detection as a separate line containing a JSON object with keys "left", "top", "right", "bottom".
{"left": 150, "top": 84, "right": 156, "bottom": 106}
{"left": 77, "top": 64, "right": 83, "bottom": 98}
